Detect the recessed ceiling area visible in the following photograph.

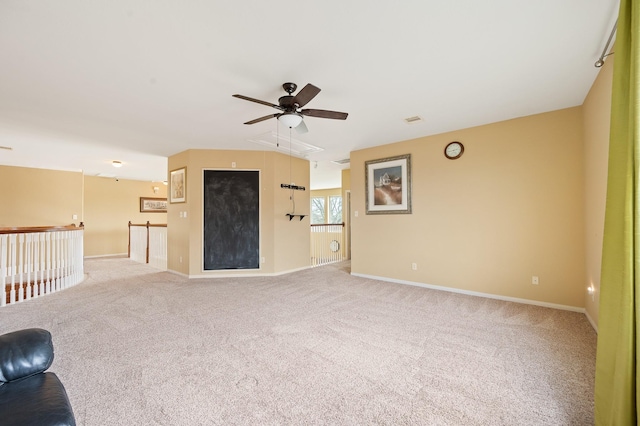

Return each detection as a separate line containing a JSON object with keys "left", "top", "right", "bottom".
{"left": 247, "top": 131, "right": 324, "bottom": 158}
{"left": 0, "top": 1, "right": 619, "bottom": 189}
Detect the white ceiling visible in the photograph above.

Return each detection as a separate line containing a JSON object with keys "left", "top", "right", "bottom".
{"left": 0, "top": 1, "right": 619, "bottom": 189}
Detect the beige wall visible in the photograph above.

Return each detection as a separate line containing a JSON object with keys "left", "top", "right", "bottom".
{"left": 0, "top": 166, "right": 167, "bottom": 258}
{"left": 166, "top": 150, "right": 192, "bottom": 275}
{"left": 351, "top": 107, "right": 586, "bottom": 308}
{"left": 311, "top": 188, "right": 342, "bottom": 198}
{"left": 341, "top": 169, "right": 351, "bottom": 192}
{"left": 0, "top": 165, "right": 83, "bottom": 227}
{"left": 273, "top": 152, "right": 311, "bottom": 272}
{"left": 83, "top": 176, "right": 167, "bottom": 257}
{"left": 167, "top": 149, "right": 310, "bottom": 276}
{"left": 582, "top": 58, "right": 614, "bottom": 327}
{"left": 342, "top": 169, "right": 352, "bottom": 259}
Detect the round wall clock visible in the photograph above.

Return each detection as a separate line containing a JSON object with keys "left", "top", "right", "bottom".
{"left": 444, "top": 141, "right": 464, "bottom": 159}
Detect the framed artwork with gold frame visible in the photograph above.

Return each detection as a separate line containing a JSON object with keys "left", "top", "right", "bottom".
{"left": 170, "top": 167, "right": 186, "bottom": 203}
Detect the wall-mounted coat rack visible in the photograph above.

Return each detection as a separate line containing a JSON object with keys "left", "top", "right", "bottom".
{"left": 281, "top": 183, "right": 306, "bottom": 221}
{"left": 280, "top": 183, "right": 306, "bottom": 191}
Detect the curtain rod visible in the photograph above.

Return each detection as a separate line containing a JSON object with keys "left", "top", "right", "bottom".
{"left": 595, "top": 19, "right": 617, "bottom": 68}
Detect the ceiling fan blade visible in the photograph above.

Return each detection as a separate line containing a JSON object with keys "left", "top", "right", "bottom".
{"left": 233, "top": 94, "right": 283, "bottom": 110}
{"left": 244, "top": 113, "right": 278, "bottom": 125}
{"left": 292, "top": 84, "right": 321, "bottom": 108}
{"left": 295, "top": 120, "right": 309, "bottom": 134}
{"left": 301, "top": 109, "right": 348, "bottom": 120}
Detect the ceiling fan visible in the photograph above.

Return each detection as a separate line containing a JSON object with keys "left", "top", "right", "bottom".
{"left": 233, "top": 82, "right": 348, "bottom": 133}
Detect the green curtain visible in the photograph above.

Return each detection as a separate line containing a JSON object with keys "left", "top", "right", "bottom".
{"left": 595, "top": 1, "right": 640, "bottom": 424}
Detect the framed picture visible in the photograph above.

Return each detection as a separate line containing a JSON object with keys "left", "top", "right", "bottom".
{"left": 365, "top": 154, "right": 412, "bottom": 214}
{"left": 140, "top": 197, "right": 168, "bottom": 213}
{"left": 170, "top": 167, "right": 186, "bottom": 203}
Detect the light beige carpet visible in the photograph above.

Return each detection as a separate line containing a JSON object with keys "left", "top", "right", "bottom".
{"left": 0, "top": 257, "right": 596, "bottom": 425}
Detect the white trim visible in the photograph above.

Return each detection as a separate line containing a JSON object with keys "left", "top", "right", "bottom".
{"left": 351, "top": 272, "right": 586, "bottom": 313}
{"left": 167, "top": 269, "right": 189, "bottom": 278}
{"left": 84, "top": 253, "right": 128, "bottom": 259}
{"left": 169, "top": 265, "right": 312, "bottom": 279}
{"left": 585, "top": 310, "right": 598, "bottom": 333}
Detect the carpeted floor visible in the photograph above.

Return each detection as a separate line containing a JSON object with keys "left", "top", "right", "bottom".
{"left": 0, "top": 257, "right": 596, "bottom": 425}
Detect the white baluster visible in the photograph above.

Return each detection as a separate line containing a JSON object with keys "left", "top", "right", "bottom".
{"left": 64, "top": 231, "right": 70, "bottom": 287}
{"left": 17, "top": 233, "right": 24, "bottom": 302}
{"left": 54, "top": 231, "right": 60, "bottom": 292}
{"left": 1, "top": 235, "right": 7, "bottom": 306}
{"left": 38, "top": 232, "right": 44, "bottom": 297}
{"left": 9, "top": 234, "right": 16, "bottom": 304}
{"left": 61, "top": 231, "right": 68, "bottom": 289}
{"left": 25, "top": 233, "right": 32, "bottom": 300}
{"left": 25, "top": 233, "right": 33, "bottom": 300}
{"left": 74, "top": 229, "right": 83, "bottom": 282}
{"left": 45, "top": 232, "right": 51, "bottom": 294}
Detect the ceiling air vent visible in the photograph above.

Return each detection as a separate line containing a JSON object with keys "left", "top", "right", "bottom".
{"left": 0, "top": 146, "right": 13, "bottom": 151}
{"left": 404, "top": 115, "right": 423, "bottom": 124}
{"left": 331, "top": 158, "right": 350, "bottom": 165}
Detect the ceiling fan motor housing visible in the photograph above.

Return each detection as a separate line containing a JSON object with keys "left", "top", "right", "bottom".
{"left": 278, "top": 95, "right": 297, "bottom": 111}
{"left": 282, "top": 82, "right": 297, "bottom": 94}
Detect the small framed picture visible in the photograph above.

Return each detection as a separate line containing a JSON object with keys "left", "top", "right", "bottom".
{"left": 365, "top": 154, "right": 412, "bottom": 214}
{"left": 170, "top": 167, "right": 186, "bottom": 203}
{"left": 140, "top": 197, "right": 167, "bottom": 213}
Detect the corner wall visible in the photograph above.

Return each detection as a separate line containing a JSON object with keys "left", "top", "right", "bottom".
{"left": 167, "top": 149, "right": 310, "bottom": 277}
{"left": 350, "top": 107, "right": 586, "bottom": 308}
{"left": 582, "top": 57, "right": 614, "bottom": 328}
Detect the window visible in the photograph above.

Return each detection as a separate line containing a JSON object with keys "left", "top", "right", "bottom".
{"left": 311, "top": 197, "right": 326, "bottom": 224}
{"left": 329, "top": 196, "right": 342, "bottom": 224}
{"left": 311, "top": 195, "right": 343, "bottom": 224}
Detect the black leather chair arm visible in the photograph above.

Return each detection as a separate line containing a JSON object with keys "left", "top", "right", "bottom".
{"left": 0, "top": 328, "right": 54, "bottom": 383}
{"left": 0, "top": 328, "right": 75, "bottom": 425}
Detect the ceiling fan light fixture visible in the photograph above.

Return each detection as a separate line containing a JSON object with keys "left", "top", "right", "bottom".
{"left": 278, "top": 113, "right": 303, "bottom": 128}
{"left": 112, "top": 160, "right": 123, "bottom": 168}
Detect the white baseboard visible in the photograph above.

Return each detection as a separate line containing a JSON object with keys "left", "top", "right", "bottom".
{"left": 84, "top": 253, "right": 128, "bottom": 259}
{"left": 167, "top": 269, "right": 189, "bottom": 278}
{"left": 169, "top": 265, "right": 312, "bottom": 279}
{"left": 584, "top": 310, "right": 598, "bottom": 333}
{"left": 351, "top": 272, "right": 586, "bottom": 313}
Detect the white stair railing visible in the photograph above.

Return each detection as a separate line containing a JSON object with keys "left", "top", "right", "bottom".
{"left": 1, "top": 224, "right": 84, "bottom": 307}
{"left": 128, "top": 221, "right": 167, "bottom": 270}
{"left": 310, "top": 223, "right": 344, "bottom": 267}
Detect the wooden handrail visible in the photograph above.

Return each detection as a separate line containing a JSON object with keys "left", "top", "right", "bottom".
{"left": 0, "top": 223, "right": 84, "bottom": 235}
{"left": 310, "top": 222, "right": 345, "bottom": 228}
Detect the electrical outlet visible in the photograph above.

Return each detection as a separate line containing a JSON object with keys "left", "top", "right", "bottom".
{"left": 232, "top": 162, "right": 236, "bottom": 168}
{"left": 261, "top": 257, "right": 266, "bottom": 264}
{"left": 532, "top": 276, "right": 539, "bottom": 285}
{"left": 412, "top": 263, "right": 418, "bottom": 271}
{"left": 179, "top": 256, "right": 183, "bottom": 263}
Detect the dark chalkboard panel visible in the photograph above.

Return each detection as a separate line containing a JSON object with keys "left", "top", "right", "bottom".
{"left": 203, "top": 170, "right": 260, "bottom": 270}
